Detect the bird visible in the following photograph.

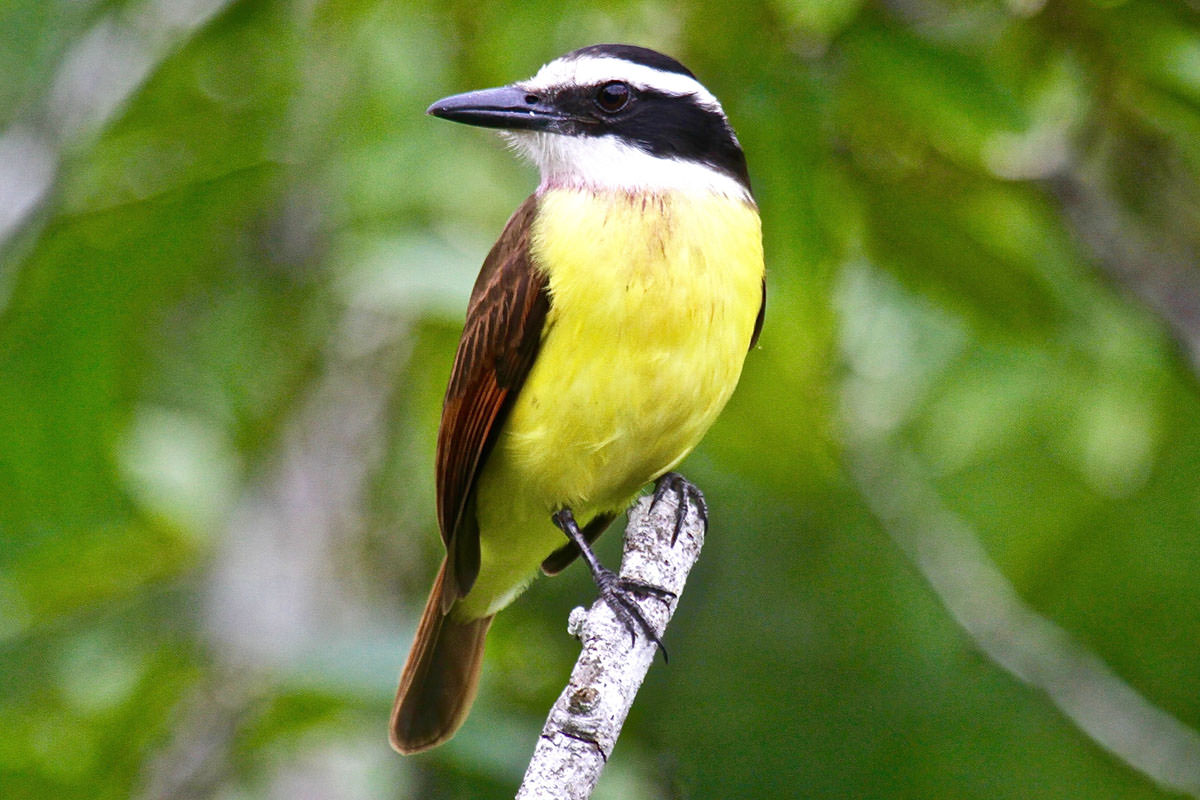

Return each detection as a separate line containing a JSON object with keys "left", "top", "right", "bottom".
{"left": 390, "top": 43, "right": 765, "bottom": 754}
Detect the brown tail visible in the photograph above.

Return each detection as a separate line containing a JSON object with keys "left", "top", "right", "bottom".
{"left": 389, "top": 561, "right": 494, "bottom": 754}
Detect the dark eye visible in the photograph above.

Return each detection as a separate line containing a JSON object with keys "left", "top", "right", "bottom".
{"left": 595, "top": 81, "right": 631, "bottom": 113}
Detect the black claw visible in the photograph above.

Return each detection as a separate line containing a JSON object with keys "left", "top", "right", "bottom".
{"left": 595, "top": 568, "right": 662, "bottom": 647}
{"left": 618, "top": 577, "right": 677, "bottom": 607}
{"left": 651, "top": 472, "right": 708, "bottom": 544}
{"left": 552, "top": 507, "right": 669, "bottom": 662}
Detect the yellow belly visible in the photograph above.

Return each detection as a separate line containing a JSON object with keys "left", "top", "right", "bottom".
{"left": 455, "top": 188, "right": 763, "bottom": 619}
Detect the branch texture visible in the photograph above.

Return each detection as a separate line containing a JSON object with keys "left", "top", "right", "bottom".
{"left": 516, "top": 491, "right": 706, "bottom": 800}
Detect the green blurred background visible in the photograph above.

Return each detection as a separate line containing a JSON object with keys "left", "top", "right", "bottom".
{"left": 3, "top": 0, "right": 1200, "bottom": 797}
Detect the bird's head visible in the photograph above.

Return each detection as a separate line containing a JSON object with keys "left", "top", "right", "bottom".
{"left": 427, "top": 44, "right": 751, "bottom": 199}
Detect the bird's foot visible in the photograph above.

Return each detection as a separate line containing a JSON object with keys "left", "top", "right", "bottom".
{"left": 651, "top": 472, "right": 708, "bottom": 545}
{"left": 592, "top": 566, "right": 671, "bottom": 659}
{"left": 552, "top": 508, "right": 672, "bottom": 661}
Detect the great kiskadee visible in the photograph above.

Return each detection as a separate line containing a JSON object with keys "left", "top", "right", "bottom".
{"left": 390, "top": 44, "right": 765, "bottom": 754}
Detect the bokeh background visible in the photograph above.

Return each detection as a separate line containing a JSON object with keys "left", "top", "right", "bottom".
{"left": 4, "top": 0, "right": 1200, "bottom": 797}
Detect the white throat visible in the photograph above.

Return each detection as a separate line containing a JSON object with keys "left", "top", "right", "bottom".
{"left": 506, "top": 131, "right": 751, "bottom": 201}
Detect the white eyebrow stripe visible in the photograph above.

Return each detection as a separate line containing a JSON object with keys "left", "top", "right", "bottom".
{"left": 519, "top": 56, "right": 724, "bottom": 113}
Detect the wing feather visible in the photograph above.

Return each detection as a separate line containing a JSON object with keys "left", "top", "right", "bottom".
{"left": 436, "top": 195, "right": 549, "bottom": 604}
{"left": 749, "top": 277, "right": 765, "bottom": 350}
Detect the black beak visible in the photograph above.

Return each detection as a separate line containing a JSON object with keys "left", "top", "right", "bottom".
{"left": 427, "top": 86, "right": 569, "bottom": 132}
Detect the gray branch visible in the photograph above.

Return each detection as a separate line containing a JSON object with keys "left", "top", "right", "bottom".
{"left": 516, "top": 491, "right": 706, "bottom": 800}
{"left": 1047, "top": 170, "right": 1200, "bottom": 374}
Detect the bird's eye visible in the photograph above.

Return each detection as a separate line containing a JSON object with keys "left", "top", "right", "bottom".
{"left": 595, "top": 81, "right": 631, "bottom": 113}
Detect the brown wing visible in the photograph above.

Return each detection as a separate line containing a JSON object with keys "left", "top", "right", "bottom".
{"left": 749, "top": 277, "right": 766, "bottom": 350}
{"left": 436, "top": 194, "right": 549, "bottom": 607}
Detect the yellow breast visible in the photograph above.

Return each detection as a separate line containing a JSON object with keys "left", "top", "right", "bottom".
{"left": 520, "top": 188, "right": 762, "bottom": 502}
{"left": 460, "top": 187, "right": 762, "bottom": 618}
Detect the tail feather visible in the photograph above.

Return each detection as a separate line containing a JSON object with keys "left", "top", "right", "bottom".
{"left": 390, "top": 562, "right": 494, "bottom": 754}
